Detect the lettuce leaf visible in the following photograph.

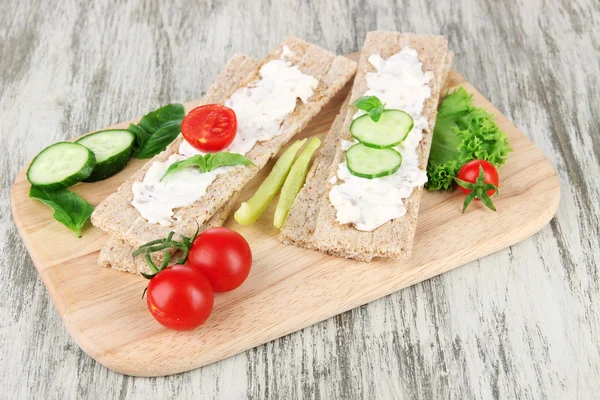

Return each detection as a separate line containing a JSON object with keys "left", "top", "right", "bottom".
{"left": 426, "top": 87, "right": 512, "bottom": 191}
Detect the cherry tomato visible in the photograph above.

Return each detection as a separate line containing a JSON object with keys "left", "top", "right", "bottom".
{"left": 181, "top": 104, "right": 237, "bottom": 152}
{"left": 457, "top": 160, "right": 499, "bottom": 197}
{"left": 187, "top": 227, "right": 252, "bottom": 293}
{"left": 146, "top": 265, "right": 214, "bottom": 331}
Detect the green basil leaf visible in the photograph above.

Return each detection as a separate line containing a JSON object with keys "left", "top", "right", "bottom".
{"left": 161, "top": 152, "right": 254, "bottom": 181}
{"left": 351, "top": 95, "right": 382, "bottom": 112}
{"left": 134, "top": 120, "right": 182, "bottom": 159}
{"left": 204, "top": 152, "right": 255, "bottom": 172}
{"left": 161, "top": 155, "right": 207, "bottom": 181}
{"left": 127, "top": 123, "right": 151, "bottom": 155}
{"left": 137, "top": 104, "right": 185, "bottom": 135}
{"left": 368, "top": 106, "right": 385, "bottom": 122}
{"left": 131, "top": 103, "right": 185, "bottom": 159}
{"left": 29, "top": 187, "right": 94, "bottom": 238}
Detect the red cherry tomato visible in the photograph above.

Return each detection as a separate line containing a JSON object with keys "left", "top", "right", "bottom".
{"left": 187, "top": 227, "right": 252, "bottom": 293}
{"left": 457, "top": 159, "right": 499, "bottom": 197}
{"left": 181, "top": 104, "right": 237, "bottom": 152}
{"left": 146, "top": 265, "right": 214, "bottom": 331}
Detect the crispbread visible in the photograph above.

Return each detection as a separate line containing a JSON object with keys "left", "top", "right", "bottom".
{"left": 97, "top": 53, "right": 259, "bottom": 273}
{"left": 99, "top": 193, "right": 240, "bottom": 275}
{"left": 283, "top": 32, "right": 453, "bottom": 262}
{"left": 91, "top": 37, "right": 357, "bottom": 250}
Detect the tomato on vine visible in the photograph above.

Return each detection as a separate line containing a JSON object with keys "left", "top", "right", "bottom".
{"left": 132, "top": 225, "right": 253, "bottom": 330}
{"left": 146, "top": 265, "right": 214, "bottom": 331}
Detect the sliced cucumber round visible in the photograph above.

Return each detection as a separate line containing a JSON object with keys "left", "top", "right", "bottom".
{"left": 27, "top": 142, "right": 96, "bottom": 190}
{"left": 350, "top": 109, "right": 414, "bottom": 148}
{"left": 346, "top": 143, "right": 402, "bottom": 179}
{"left": 76, "top": 129, "right": 134, "bottom": 182}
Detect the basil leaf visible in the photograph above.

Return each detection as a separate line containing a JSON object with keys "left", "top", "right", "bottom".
{"left": 131, "top": 103, "right": 185, "bottom": 159}
{"left": 205, "top": 152, "right": 255, "bottom": 171}
{"left": 161, "top": 155, "right": 207, "bottom": 180}
{"left": 352, "top": 95, "right": 382, "bottom": 112}
{"left": 137, "top": 104, "right": 185, "bottom": 135}
{"left": 368, "top": 106, "right": 385, "bottom": 123}
{"left": 29, "top": 187, "right": 94, "bottom": 238}
{"left": 127, "top": 123, "right": 151, "bottom": 155}
{"left": 161, "top": 152, "right": 254, "bottom": 181}
{"left": 134, "top": 121, "right": 182, "bottom": 159}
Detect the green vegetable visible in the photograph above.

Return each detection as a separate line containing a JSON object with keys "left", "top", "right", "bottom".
{"left": 350, "top": 110, "right": 414, "bottom": 148}
{"left": 234, "top": 139, "right": 306, "bottom": 226}
{"left": 161, "top": 152, "right": 255, "bottom": 180}
{"left": 426, "top": 87, "right": 512, "bottom": 191}
{"left": 134, "top": 121, "right": 182, "bottom": 159}
{"left": 76, "top": 129, "right": 135, "bottom": 182}
{"left": 127, "top": 124, "right": 151, "bottom": 155}
{"left": 274, "top": 137, "right": 321, "bottom": 229}
{"left": 137, "top": 103, "right": 185, "bottom": 134}
{"left": 346, "top": 143, "right": 402, "bottom": 179}
{"left": 27, "top": 142, "right": 96, "bottom": 190}
{"left": 29, "top": 186, "right": 94, "bottom": 237}
{"left": 128, "top": 104, "right": 185, "bottom": 159}
{"left": 352, "top": 95, "right": 386, "bottom": 122}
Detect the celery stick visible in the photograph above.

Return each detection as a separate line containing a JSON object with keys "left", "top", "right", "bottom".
{"left": 234, "top": 139, "right": 307, "bottom": 225}
{"left": 273, "top": 137, "right": 321, "bottom": 229}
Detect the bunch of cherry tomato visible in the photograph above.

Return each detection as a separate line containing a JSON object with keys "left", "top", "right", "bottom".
{"left": 144, "top": 227, "right": 252, "bottom": 331}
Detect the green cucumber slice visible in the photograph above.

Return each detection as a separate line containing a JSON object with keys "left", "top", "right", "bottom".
{"left": 27, "top": 142, "right": 96, "bottom": 190}
{"left": 350, "top": 109, "right": 414, "bottom": 148}
{"left": 76, "top": 129, "right": 134, "bottom": 182}
{"left": 346, "top": 143, "right": 402, "bottom": 179}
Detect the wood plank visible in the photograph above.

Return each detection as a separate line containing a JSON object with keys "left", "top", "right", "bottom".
{"left": 10, "top": 63, "right": 560, "bottom": 376}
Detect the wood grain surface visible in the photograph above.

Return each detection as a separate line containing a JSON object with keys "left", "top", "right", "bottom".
{"left": 10, "top": 66, "right": 560, "bottom": 378}
{"left": 1, "top": 0, "right": 598, "bottom": 398}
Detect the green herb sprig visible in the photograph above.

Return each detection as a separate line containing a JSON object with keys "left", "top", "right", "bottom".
{"left": 161, "top": 152, "right": 255, "bottom": 181}
{"left": 132, "top": 224, "right": 200, "bottom": 279}
{"left": 352, "top": 95, "right": 386, "bottom": 122}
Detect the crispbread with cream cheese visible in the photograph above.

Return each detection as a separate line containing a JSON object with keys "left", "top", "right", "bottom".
{"left": 91, "top": 38, "right": 357, "bottom": 251}
{"left": 281, "top": 32, "right": 453, "bottom": 261}
{"left": 97, "top": 53, "right": 258, "bottom": 273}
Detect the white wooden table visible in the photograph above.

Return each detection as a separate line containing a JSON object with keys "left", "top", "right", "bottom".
{"left": 2, "top": 0, "right": 598, "bottom": 398}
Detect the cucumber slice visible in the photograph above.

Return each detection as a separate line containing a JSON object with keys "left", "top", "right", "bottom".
{"left": 350, "top": 110, "right": 414, "bottom": 148}
{"left": 27, "top": 142, "right": 96, "bottom": 190}
{"left": 76, "top": 129, "right": 134, "bottom": 182}
{"left": 346, "top": 143, "right": 402, "bottom": 179}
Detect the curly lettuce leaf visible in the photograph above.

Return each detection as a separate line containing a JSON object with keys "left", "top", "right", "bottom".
{"left": 426, "top": 87, "right": 512, "bottom": 191}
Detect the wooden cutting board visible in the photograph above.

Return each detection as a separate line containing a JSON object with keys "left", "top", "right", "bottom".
{"left": 11, "top": 62, "right": 560, "bottom": 377}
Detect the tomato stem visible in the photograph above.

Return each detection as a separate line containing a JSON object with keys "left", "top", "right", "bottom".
{"left": 133, "top": 223, "right": 201, "bottom": 279}
{"left": 454, "top": 165, "right": 499, "bottom": 213}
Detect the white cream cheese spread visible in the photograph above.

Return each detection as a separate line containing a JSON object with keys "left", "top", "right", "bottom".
{"left": 132, "top": 46, "right": 318, "bottom": 225}
{"left": 329, "top": 48, "right": 433, "bottom": 231}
